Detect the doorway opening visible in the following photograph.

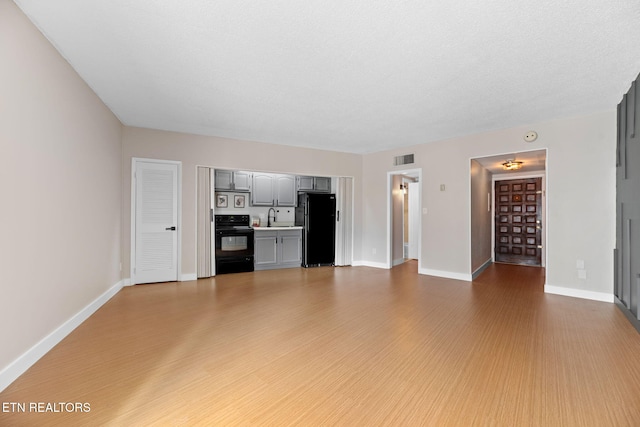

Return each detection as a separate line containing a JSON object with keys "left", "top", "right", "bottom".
{"left": 387, "top": 168, "right": 422, "bottom": 270}
{"left": 196, "top": 167, "right": 355, "bottom": 277}
{"left": 470, "top": 150, "right": 547, "bottom": 277}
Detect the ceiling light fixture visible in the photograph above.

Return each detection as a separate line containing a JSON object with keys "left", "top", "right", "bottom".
{"left": 502, "top": 159, "right": 523, "bottom": 171}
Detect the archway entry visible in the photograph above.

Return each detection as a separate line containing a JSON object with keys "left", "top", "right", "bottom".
{"left": 470, "top": 149, "right": 547, "bottom": 278}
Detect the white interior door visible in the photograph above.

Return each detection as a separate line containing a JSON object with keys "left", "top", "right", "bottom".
{"left": 408, "top": 182, "right": 419, "bottom": 259}
{"left": 133, "top": 160, "right": 179, "bottom": 284}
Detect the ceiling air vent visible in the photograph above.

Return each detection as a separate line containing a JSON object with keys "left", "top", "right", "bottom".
{"left": 394, "top": 154, "right": 414, "bottom": 166}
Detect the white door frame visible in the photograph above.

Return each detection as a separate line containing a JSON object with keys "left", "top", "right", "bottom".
{"left": 407, "top": 181, "right": 420, "bottom": 259}
{"left": 387, "top": 168, "right": 422, "bottom": 270}
{"left": 130, "top": 158, "right": 182, "bottom": 285}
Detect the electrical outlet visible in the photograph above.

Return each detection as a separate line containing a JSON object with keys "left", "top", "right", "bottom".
{"left": 578, "top": 269, "right": 587, "bottom": 279}
{"left": 440, "top": 184, "right": 445, "bottom": 191}
{"left": 372, "top": 248, "right": 377, "bottom": 255}
{"left": 576, "top": 259, "right": 585, "bottom": 269}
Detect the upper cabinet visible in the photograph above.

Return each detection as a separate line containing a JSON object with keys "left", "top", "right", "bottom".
{"left": 214, "top": 170, "right": 251, "bottom": 192}
{"left": 297, "top": 176, "right": 331, "bottom": 193}
{"left": 251, "top": 172, "right": 274, "bottom": 205}
{"left": 217, "top": 169, "right": 330, "bottom": 206}
{"left": 233, "top": 172, "right": 252, "bottom": 191}
{"left": 251, "top": 173, "right": 296, "bottom": 206}
{"left": 275, "top": 175, "right": 296, "bottom": 206}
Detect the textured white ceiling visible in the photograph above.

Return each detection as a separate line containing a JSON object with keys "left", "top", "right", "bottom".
{"left": 14, "top": 0, "right": 640, "bottom": 154}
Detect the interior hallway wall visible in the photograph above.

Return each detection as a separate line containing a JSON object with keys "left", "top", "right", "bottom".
{"left": 470, "top": 159, "right": 493, "bottom": 273}
{"left": 361, "top": 112, "right": 615, "bottom": 297}
{"left": 121, "top": 126, "right": 363, "bottom": 279}
{"left": 0, "top": 0, "right": 122, "bottom": 379}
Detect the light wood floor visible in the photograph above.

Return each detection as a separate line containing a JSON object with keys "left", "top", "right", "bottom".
{"left": 2, "top": 262, "right": 640, "bottom": 426}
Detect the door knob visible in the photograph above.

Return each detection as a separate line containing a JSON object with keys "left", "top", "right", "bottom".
{"left": 165, "top": 226, "right": 176, "bottom": 231}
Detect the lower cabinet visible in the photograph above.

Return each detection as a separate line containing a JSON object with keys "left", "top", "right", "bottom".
{"left": 254, "top": 229, "right": 302, "bottom": 270}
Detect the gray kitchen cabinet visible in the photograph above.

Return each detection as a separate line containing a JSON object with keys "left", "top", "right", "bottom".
{"left": 251, "top": 173, "right": 296, "bottom": 206}
{"left": 215, "top": 169, "right": 233, "bottom": 190}
{"left": 215, "top": 169, "right": 251, "bottom": 192}
{"left": 254, "top": 228, "right": 302, "bottom": 270}
{"left": 297, "top": 176, "right": 315, "bottom": 191}
{"left": 296, "top": 175, "right": 331, "bottom": 192}
{"left": 233, "top": 171, "right": 252, "bottom": 191}
{"left": 252, "top": 172, "right": 274, "bottom": 205}
{"left": 314, "top": 176, "right": 331, "bottom": 192}
{"left": 279, "top": 229, "right": 302, "bottom": 265}
{"left": 275, "top": 174, "right": 296, "bottom": 206}
{"left": 254, "top": 231, "right": 278, "bottom": 269}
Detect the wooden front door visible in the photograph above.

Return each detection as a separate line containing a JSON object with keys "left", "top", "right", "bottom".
{"left": 495, "top": 178, "right": 542, "bottom": 266}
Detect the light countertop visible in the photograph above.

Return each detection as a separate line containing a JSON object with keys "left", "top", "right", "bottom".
{"left": 252, "top": 226, "right": 302, "bottom": 231}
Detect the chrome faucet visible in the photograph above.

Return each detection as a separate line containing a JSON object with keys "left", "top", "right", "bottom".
{"left": 267, "top": 208, "right": 276, "bottom": 227}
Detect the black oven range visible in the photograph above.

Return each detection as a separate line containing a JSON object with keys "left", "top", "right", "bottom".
{"left": 215, "top": 214, "right": 254, "bottom": 274}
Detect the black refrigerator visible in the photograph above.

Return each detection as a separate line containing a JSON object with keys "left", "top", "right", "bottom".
{"left": 295, "top": 193, "right": 336, "bottom": 267}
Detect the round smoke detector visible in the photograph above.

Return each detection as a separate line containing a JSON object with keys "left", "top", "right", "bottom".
{"left": 524, "top": 131, "right": 538, "bottom": 142}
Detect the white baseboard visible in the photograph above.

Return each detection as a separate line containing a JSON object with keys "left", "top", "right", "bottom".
{"left": 392, "top": 258, "right": 405, "bottom": 267}
{"left": 0, "top": 280, "right": 124, "bottom": 393}
{"left": 419, "top": 268, "right": 472, "bottom": 282}
{"left": 352, "top": 260, "right": 390, "bottom": 269}
{"left": 472, "top": 259, "right": 493, "bottom": 280}
{"left": 544, "top": 284, "right": 614, "bottom": 303}
{"left": 350, "top": 263, "right": 474, "bottom": 282}
{"left": 125, "top": 274, "right": 196, "bottom": 285}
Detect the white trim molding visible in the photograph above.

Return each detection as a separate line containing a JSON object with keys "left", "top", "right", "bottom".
{"left": 472, "top": 259, "right": 493, "bottom": 280}
{"left": 544, "top": 284, "right": 614, "bottom": 303}
{"left": 0, "top": 280, "right": 124, "bottom": 393}
{"left": 352, "top": 260, "right": 391, "bottom": 269}
{"left": 420, "top": 268, "right": 472, "bottom": 282}
{"left": 180, "top": 273, "right": 198, "bottom": 282}
{"left": 392, "top": 258, "right": 405, "bottom": 267}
